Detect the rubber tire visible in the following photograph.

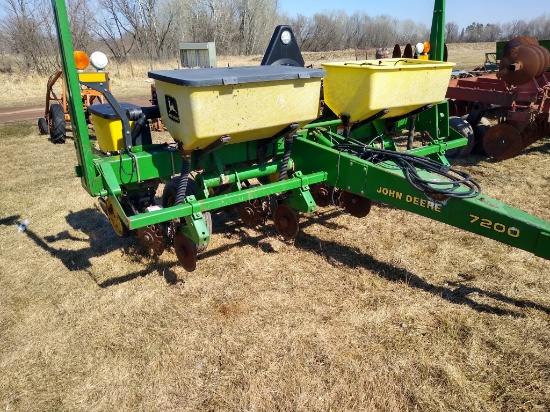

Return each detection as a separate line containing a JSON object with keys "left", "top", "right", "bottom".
{"left": 48, "top": 104, "right": 66, "bottom": 143}
{"left": 447, "top": 116, "right": 474, "bottom": 158}
{"left": 38, "top": 117, "right": 49, "bottom": 135}
{"left": 469, "top": 117, "right": 491, "bottom": 155}
{"left": 162, "top": 177, "right": 212, "bottom": 253}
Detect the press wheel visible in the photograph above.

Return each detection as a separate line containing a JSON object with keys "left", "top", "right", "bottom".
{"left": 273, "top": 204, "right": 299, "bottom": 240}
{"left": 174, "top": 232, "right": 197, "bottom": 272}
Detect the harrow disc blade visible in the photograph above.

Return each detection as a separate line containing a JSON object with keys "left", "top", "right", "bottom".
{"left": 174, "top": 232, "right": 197, "bottom": 272}
{"left": 341, "top": 191, "right": 372, "bottom": 218}
{"left": 534, "top": 45, "right": 550, "bottom": 76}
{"left": 503, "top": 36, "right": 538, "bottom": 56}
{"left": 483, "top": 123, "right": 523, "bottom": 160}
{"left": 273, "top": 204, "right": 299, "bottom": 240}
{"left": 498, "top": 45, "right": 541, "bottom": 85}
{"left": 523, "top": 45, "right": 546, "bottom": 77}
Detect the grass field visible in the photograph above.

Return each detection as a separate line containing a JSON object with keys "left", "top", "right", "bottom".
{"left": 0, "top": 111, "right": 549, "bottom": 411}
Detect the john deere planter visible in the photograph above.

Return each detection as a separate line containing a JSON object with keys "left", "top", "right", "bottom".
{"left": 50, "top": 0, "right": 549, "bottom": 272}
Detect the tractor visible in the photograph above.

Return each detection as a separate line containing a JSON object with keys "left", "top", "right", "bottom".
{"left": 37, "top": 50, "right": 110, "bottom": 143}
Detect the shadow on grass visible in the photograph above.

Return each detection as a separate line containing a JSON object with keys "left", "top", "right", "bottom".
{"left": 0, "top": 215, "right": 21, "bottom": 226}
{"left": 202, "top": 208, "right": 549, "bottom": 317}
{"left": 296, "top": 232, "right": 549, "bottom": 317}
{"left": 6, "top": 206, "right": 547, "bottom": 316}
{"left": 5, "top": 208, "right": 179, "bottom": 287}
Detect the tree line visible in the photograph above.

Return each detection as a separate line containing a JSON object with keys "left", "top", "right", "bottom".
{"left": 1, "top": 0, "right": 550, "bottom": 74}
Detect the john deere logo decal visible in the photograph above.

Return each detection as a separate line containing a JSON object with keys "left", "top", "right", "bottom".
{"left": 165, "top": 95, "right": 180, "bottom": 123}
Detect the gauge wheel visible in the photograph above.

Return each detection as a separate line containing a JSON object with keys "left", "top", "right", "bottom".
{"left": 48, "top": 104, "right": 66, "bottom": 143}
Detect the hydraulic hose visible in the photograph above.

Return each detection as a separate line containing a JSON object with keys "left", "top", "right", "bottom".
{"left": 333, "top": 143, "right": 482, "bottom": 199}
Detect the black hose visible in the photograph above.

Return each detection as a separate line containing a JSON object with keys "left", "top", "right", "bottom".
{"left": 131, "top": 113, "right": 147, "bottom": 145}
{"left": 278, "top": 138, "right": 293, "bottom": 181}
{"left": 332, "top": 143, "right": 482, "bottom": 199}
{"left": 175, "top": 158, "right": 190, "bottom": 205}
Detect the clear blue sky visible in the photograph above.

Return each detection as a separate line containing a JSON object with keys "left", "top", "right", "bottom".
{"left": 277, "top": 0, "right": 546, "bottom": 29}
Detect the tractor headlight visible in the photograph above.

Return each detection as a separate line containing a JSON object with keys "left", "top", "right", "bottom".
{"left": 90, "top": 51, "right": 109, "bottom": 71}
{"left": 280, "top": 30, "right": 292, "bottom": 45}
{"left": 415, "top": 42, "right": 424, "bottom": 55}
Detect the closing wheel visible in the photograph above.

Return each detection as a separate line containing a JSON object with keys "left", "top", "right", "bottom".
{"left": 340, "top": 191, "right": 372, "bottom": 218}
{"left": 447, "top": 117, "right": 475, "bottom": 158}
{"left": 48, "top": 104, "right": 66, "bottom": 143}
{"left": 483, "top": 123, "right": 523, "bottom": 160}
{"left": 310, "top": 183, "right": 333, "bottom": 207}
{"left": 174, "top": 232, "right": 197, "bottom": 272}
{"left": 162, "top": 176, "right": 212, "bottom": 253}
{"left": 38, "top": 117, "right": 49, "bottom": 135}
{"left": 137, "top": 224, "right": 165, "bottom": 256}
{"left": 273, "top": 204, "right": 299, "bottom": 240}
{"left": 104, "top": 198, "right": 130, "bottom": 238}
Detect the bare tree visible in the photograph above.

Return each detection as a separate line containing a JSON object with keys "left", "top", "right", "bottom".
{"left": 235, "top": 0, "right": 279, "bottom": 55}
{"left": 505, "top": 19, "right": 530, "bottom": 38}
{"left": 0, "top": 0, "right": 58, "bottom": 73}
{"left": 483, "top": 23, "right": 502, "bottom": 42}
{"left": 445, "top": 21, "right": 459, "bottom": 43}
{"left": 528, "top": 15, "right": 550, "bottom": 39}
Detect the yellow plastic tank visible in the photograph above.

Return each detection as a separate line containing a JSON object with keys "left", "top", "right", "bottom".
{"left": 88, "top": 103, "right": 137, "bottom": 152}
{"left": 322, "top": 58, "right": 455, "bottom": 122}
{"left": 149, "top": 66, "right": 325, "bottom": 150}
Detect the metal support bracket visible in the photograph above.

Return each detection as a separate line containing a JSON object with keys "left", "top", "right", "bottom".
{"left": 283, "top": 171, "right": 317, "bottom": 213}
{"left": 180, "top": 195, "right": 210, "bottom": 246}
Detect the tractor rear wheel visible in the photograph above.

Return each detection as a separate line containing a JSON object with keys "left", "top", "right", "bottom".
{"left": 447, "top": 116, "right": 474, "bottom": 158}
{"left": 162, "top": 176, "right": 212, "bottom": 253}
{"left": 38, "top": 117, "right": 49, "bottom": 135}
{"left": 48, "top": 104, "right": 66, "bottom": 143}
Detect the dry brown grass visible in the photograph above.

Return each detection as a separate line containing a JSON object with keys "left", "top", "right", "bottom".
{"left": 0, "top": 42, "right": 493, "bottom": 109}
{"left": 1, "top": 115, "right": 549, "bottom": 411}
